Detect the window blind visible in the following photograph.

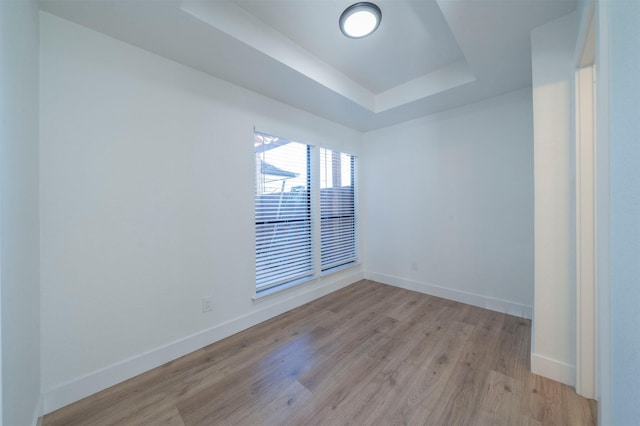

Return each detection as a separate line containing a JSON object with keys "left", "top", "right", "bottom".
{"left": 320, "top": 148, "right": 356, "bottom": 271}
{"left": 255, "top": 132, "right": 313, "bottom": 291}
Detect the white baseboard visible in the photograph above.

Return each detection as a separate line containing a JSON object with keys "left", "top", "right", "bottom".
{"left": 365, "top": 271, "right": 532, "bottom": 319}
{"left": 43, "top": 270, "right": 364, "bottom": 415}
{"left": 531, "top": 352, "right": 576, "bottom": 387}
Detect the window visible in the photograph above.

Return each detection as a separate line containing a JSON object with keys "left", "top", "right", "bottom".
{"left": 255, "top": 132, "right": 312, "bottom": 292}
{"left": 254, "top": 131, "right": 358, "bottom": 294}
{"left": 320, "top": 148, "right": 356, "bottom": 271}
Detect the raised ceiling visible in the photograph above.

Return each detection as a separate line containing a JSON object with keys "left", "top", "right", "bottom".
{"left": 39, "top": 0, "right": 577, "bottom": 131}
{"left": 234, "top": 0, "right": 465, "bottom": 93}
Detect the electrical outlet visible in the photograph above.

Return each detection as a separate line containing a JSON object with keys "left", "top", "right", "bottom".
{"left": 202, "top": 296, "right": 213, "bottom": 313}
{"left": 410, "top": 261, "right": 418, "bottom": 271}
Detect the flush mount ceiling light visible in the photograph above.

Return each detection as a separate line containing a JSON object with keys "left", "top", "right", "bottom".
{"left": 339, "top": 2, "right": 381, "bottom": 39}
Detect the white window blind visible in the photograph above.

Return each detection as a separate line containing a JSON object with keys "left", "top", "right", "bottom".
{"left": 255, "top": 132, "right": 313, "bottom": 291}
{"left": 320, "top": 148, "right": 357, "bottom": 271}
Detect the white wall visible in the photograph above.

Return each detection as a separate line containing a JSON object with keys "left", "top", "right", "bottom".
{"left": 39, "top": 12, "right": 363, "bottom": 413}
{"left": 530, "top": 12, "right": 578, "bottom": 386}
{"left": 606, "top": 0, "right": 640, "bottom": 423}
{"left": 594, "top": 1, "right": 611, "bottom": 421}
{"left": 0, "top": 0, "right": 41, "bottom": 424}
{"left": 362, "top": 88, "right": 534, "bottom": 319}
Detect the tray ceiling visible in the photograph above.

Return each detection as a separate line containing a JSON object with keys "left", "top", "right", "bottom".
{"left": 39, "top": 0, "right": 577, "bottom": 131}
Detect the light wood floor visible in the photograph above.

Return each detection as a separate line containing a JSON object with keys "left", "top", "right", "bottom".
{"left": 44, "top": 280, "right": 595, "bottom": 426}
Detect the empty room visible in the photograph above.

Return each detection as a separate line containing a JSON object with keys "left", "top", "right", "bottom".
{"left": 2, "top": 0, "right": 639, "bottom": 425}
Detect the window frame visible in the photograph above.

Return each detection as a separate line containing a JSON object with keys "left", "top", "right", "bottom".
{"left": 253, "top": 129, "right": 359, "bottom": 297}
{"left": 254, "top": 133, "right": 314, "bottom": 294}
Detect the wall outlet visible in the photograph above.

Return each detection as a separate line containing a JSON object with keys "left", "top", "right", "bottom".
{"left": 202, "top": 296, "right": 213, "bottom": 313}
{"left": 410, "top": 261, "right": 418, "bottom": 271}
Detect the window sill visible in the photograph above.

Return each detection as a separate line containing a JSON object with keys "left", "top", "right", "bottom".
{"left": 252, "top": 275, "right": 316, "bottom": 303}
{"left": 320, "top": 260, "right": 360, "bottom": 276}
{"left": 252, "top": 261, "right": 361, "bottom": 303}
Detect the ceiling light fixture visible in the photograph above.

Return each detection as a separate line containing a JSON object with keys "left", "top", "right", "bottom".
{"left": 339, "top": 2, "right": 381, "bottom": 39}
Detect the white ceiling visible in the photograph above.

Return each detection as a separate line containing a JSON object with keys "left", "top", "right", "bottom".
{"left": 234, "top": 0, "right": 465, "bottom": 93}
{"left": 39, "top": 0, "right": 577, "bottom": 131}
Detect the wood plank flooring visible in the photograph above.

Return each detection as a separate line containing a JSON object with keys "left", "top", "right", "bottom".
{"left": 43, "top": 280, "right": 595, "bottom": 426}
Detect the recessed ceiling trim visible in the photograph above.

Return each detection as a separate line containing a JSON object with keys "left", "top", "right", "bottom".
{"left": 180, "top": 0, "right": 478, "bottom": 115}
{"left": 375, "top": 60, "right": 476, "bottom": 113}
